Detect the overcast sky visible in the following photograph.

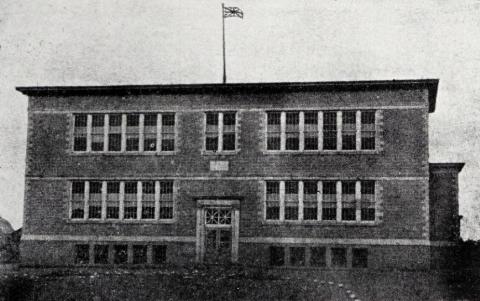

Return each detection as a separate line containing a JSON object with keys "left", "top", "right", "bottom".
{"left": 1, "top": 0, "right": 479, "bottom": 238}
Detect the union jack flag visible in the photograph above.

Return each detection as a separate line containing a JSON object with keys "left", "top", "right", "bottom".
{"left": 223, "top": 6, "right": 243, "bottom": 18}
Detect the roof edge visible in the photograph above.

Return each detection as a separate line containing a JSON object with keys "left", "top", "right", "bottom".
{"left": 429, "top": 163, "right": 465, "bottom": 173}
{"left": 16, "top": 79, "right": 439, "bottom": 112}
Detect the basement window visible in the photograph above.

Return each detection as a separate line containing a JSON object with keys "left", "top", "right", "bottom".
{"left": 133, "top": 245, "right": 147, "bottom": 264}
{"left": 352, "top": 248, "right": 368, "bottom": 268}
{"left": 113, "top": 245, "right": 128, "bottom": 264}
{"left": 310, "top": 247, "right": 326, "bottom": 267}
{"left": 269, "top": 246, "right": 285, "bottom": 266}
{"left": 94, "top": 245, "right": 109, "bottom": 264}
{"left": 290, "top": 247, "right": 305, "bottom": 266}
{"left": 153, "top": 245, "right": 167, "bottom": 264}
{"left": 75, "top": 244, "right": 89, "bottom": 264}
{"left": 331, "top": 248, "right": 347, "bottom": 268}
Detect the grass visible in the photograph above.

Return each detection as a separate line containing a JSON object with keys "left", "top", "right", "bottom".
{"left": 1, "top": 266, "right": 479, "bottom": 300}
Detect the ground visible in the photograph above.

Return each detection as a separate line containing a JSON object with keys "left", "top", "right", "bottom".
{"left": 0, "top": 266, "right": 479, "bottom": 301}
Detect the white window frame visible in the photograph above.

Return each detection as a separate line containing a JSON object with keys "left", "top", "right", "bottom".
{"left": 72, "top": 113, "right": 176, "bottom": 154}
{"left": 203, "top": 111, "right": 238, "bottom": 153}
{"left": 263, "top": 180, "right": 376, "bottom": 223}
{"left": 264, "top": 110, "right": 378, "bottom": 152}
{"left": 69, "top": 180, "right": 175, "bottom": 223}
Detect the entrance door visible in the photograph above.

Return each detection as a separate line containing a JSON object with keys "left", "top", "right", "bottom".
{"left": 204, "top": 207, "right": 232, "bottom": 264}
{"left": 195, "top": 200, "right": 240, "bottom": 264}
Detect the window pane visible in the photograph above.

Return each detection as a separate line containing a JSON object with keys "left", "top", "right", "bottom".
{"left": 361, "top": 111, "right": 375, "bottom": 150}
{"left": 94, "top": 245, "right": 109, "bottom": 264}
{"left": 323, "top": 112, "right": 337, "bottom": 150}
{"left": 162, "top": 114, "right": 175, "bottom": 126}
{"left": 331, "top": 248, "right": 346, "bottom": 267}
{"left": 342, "top": 111, "right": 356, "bottom": 150}
{"left": 352, "top": 248, "right": 368, "bottom": 268}
{"left": 267, "top": 112, "right": 281, "bottom": 125}
{"left": 133, "top": 245, "right": 147, "bottom": 264}
{"left": 206, "top": 137, "right": 218, "bottom": 151}
{"left": 114, "top": 245, "right": 128, "bottom": 264}
{"left": 108, "top": 114, "right": 122, "bottom": 152}
{"left": 266, "top": 181, "right": 280, "bottom": 220}
{"left": 153, "top": 245, "right": 167, "bottom": 264}
{"left": 223, "top": 112, "right": 236, "bottom": 126}
{"left": 269, "top": 246, "right": 284, "bottom": 266}
{"left": 310, "top": 247, "right": 326, "bottom": 267}
{"left": 267, "top": 137, "right": 280, "bottom": 150}
{"left": 74, "top": 114, "right": 87, "bottom": 151}
{"left": 126, "top": 114, "right": 139, "bottom": 151}
{"left": 75, "top": 244, "right": 89, "bottom": 264}
{"left": 322, "top": 181, "right": 337, "bottom": 220}
{"left": 290, "top": 247, "right": 305, "bottom": 266}
{"left": 223, "top": 133, "right": 235, "bottom": 151}
{"left": 206, "top": 112, "right": 218, "bottom": 125}
{"left": 108, "top": 134, "right": 121, "bottom": 151}
{"left": 144, "top": 114, "right": 157, "bottom": 126}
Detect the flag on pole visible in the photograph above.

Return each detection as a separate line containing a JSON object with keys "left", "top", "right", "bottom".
{"left": 223, "top": 6, "right": 244, "bottom": 18}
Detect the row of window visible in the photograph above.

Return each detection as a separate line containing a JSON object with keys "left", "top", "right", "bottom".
{"left": 73, "top": 110, "right": 377, "bottom": 153}
{"left": 75, "top": 244, "right": 167, "bottom": 265}
{"left": 269, "top": 246, "right": 368, "bottom": 268}
{"left": 266, "top": 110, "right": 376, "bottom": 151}
{"left": 265, "top": 180, "right": 376, "bottom": 222}
{"left": 73, "top": 113, "right": 175, "bottom": 152}
{"left": 70, "top": 181, "right": 174, "bottom": 220}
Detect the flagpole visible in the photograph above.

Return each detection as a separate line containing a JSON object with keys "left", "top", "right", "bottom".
{"left": 222, "top": 3, "right": 226, "bottom": 84}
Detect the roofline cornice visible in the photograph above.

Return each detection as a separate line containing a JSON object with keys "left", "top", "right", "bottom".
{"left": 16, "top": 79, "right": 439, "bottom": 112}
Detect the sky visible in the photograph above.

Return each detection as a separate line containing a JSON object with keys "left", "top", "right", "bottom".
{"left": 0, "top": 0, "right": 479, "bottom": 239}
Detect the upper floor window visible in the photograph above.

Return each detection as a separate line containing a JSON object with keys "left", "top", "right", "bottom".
{"left": 266, "top": 110, "right": 377, "bottom": 152}
{"left": 204, "top": 112, "right": 237, "bottom": 152}
{"left": 70, "top": 180, "right": 175, "bottom": 221}
{"left": 73, "top": 113, "right": 175, "bottom": 153}
{"left": 264, "top": 180, "right": 376, "bottom": 222}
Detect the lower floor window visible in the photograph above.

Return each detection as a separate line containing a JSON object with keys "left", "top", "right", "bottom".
{"left": 114, "top": 245, "right": 128, "bottom": 264}
{"left": 153, "top": 245, "right": 167, "bottom": 264}
{"left": 290, "top": 247, "right": 305, "bottom": 266}
{"left": 352, "top": 248, "right": 368, "bottom": 268}
{"left": 75, "top": 244, "right": 89, "bottom": 264}
{"left": 310, "top": 247, "right": 326, "bottom": 267}
{"left": 269, "top": 246, "right": 285, "bottom": 266}
{"left": 133, "top": 245, "right": 148, "bottom": 264}
{"left": 94, "top": 245, "right": 109, "bottom": 264}
{"left": 331, "top": 248, "right": 347, "bottom": 268}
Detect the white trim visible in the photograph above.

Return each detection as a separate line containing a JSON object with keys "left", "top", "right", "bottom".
{"left": 156, "top": 113, "right": 162, "bottom": 153}
{"left": 355, "top": 181, "right": 361, "bottom": 222}
{"left": 22, "top": 234, "right": 195, "bottom": 243}
{"left": 336, "top": 111, "right": 342, "bottom": 150}
{"left": 298, "top": 181, "right": 304, "bottom": 221}
{"left": 139, "top": 114, "right": 145, "bottom": 152}
{"left": 103, "top": 114, "right": 109, "bottom": 152}
{"left": 279, "top": 181, "right": 285, "bottom": 221}
{"left": 299, "top": 112, "right": 305, "bottom": 151}
{"left": 86, "top": 114, "right": 92, "bottom": 152}
{"left": 30, "top": 105, "right": 428, "bottom": 115}
{"left": 218, "top": 112, "right": 224, "bottom": 152}
{"left": 355, "top": 111, "right": 361, "bottom": 151}
{"left": 318, "top": 111, "right": 323, "bottom": 151}
{"left": 30, "top": 176, "right": 429, "bottom": 181}
{"left": 121, "top": 114, "right": 127, "bottom": 152}
{"left": 317, "top": 181, "right": 323, "bottom": 221}
{"left": 21, "top": 234, "right": 457, "bottom": 247}
{"left": 280, "top": 112, "right": 286, "bottom": 151}
{"left": 336, "top": 181, "right": 342, "bottom": 222}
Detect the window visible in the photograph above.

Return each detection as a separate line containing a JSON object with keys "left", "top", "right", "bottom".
{"left": 73, "top": 114, "right": 87, "bottom": 151}
{"left": 108, "top": 114, "right": 122, "bottom": 151}
{"left": 290, "top": 247, "right": 305, "bottom": 266}
{"left": 70, "top": 180, "right": 176, "bottom": 222}
{"left": 144, "top": 114, "right": 157, "bottom": 151}
{"left": 75, "top": 244, "right": 89, "bottom": 264}
{"left": 133, "top": 245, "right": 147, "bottom": 264}
{"left": 322, "top": 181, "right": 337, "bottom": 220}
{"left": 266, "top": 112, "right": 281, "bottom": 150}
{"left": 113, "top": 245, "right": 128, "bottom": 264}
{"left": 331, "top": 248, "right": 346, "bottom": 268}
{"left": 71, "top": 181, "right": 85, "bottom": 219}
{"left": 159, "top": 181, "right": 174, "bottom": 219}
{"left": 323, "top": 112, "right": 337, "bottom": 150}
{"left": 94, "top": 245, "right": 109, "bottom": 264}
{"left": 124, "top": 182, "right": 137, "bottom": 219}
{"left": 342, "top": 111, "right": 356, "bottom": 150}
{"left": 304, "top": 112, "right": 318, "bottom": 150}
{"left": 141, "top": 181, "right": 155, "bottom": 219}
{"left": 106, "top": 182, "right": 120, "bottom": 219}
{"left": 126, "top": 114, "right": 140, "bottom": 151}
{"left": 91, "top": 114, "right": 104, "bottom": 151}
{"left": 153, "top": 245, "right": 167, "bottom": 264}
{"left": 269, "top": 246, "right": 284, "bottom": 266}
{"left": 285, "top": 112, "right": 299, "bottom": 150}
{"left": 284, "top": 181, "right": 299, "bottom": 220}
{"left": 266, "top": 182, "right": 280, "bottom": 220}
{"left": 303, "top": 181, "right": 317, "bottom": 220}
{"left": 341, "top": 181, "right": 356, "bottom": 221}
{"left": 361, "top": 111, "right": 375, "bottom": 150}
{"left": 88, "top": 182, "right": 102, "bottom": 219}
{"left": 161, "top": 114, "right": 175, "bottom": 151}
{"left": 74, "top": 113, "right": 175, "bottom": 153}
{"left": 361, "top": 181, "right": 375, "bottom": 221}
{"left": 310, "top": 247, "right": 326, "bottom": 267}
{"left": 205, "top": 112, "right": 236, "bottom": 152}
{"left": 352, "top": 248, "right": 368, "bottom": 268}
